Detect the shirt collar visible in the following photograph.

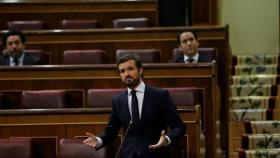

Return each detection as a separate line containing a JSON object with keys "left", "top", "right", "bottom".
{"left": 127, "top": 81, "right": 145, "bottom": 95}
{"left": 9, "top": 54, "right": 25, "bottom": 65}
{"left": 184, "top": 52, "right": 199, "bottom": 63}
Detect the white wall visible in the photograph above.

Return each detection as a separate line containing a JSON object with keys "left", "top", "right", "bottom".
{"left": 218, "top": 0, "right": 279, "bottom": 55}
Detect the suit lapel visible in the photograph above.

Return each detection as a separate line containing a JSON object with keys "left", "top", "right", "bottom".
{"left": 178, "top": 56, "right": 185, "bottom": 63}
{"left": 120, "top": 91, "right": 132, "bottom": 124}
{"left": 3, "top": 56, "right": 10, "bottom": 66}
{"left": 23, "top": 55, "right": 30, "bottom": 65}
{"left": 141, "top": 86, "right": 152, "bottom": 123}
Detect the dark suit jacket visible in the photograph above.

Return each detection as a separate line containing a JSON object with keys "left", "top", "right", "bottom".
{"left": 0, "top": 54, "right": 42, "bottom": 66}
{"left": 173, "top": 51, "right": 213, "bottom": 63}
{"left": 99, "top": 85, "right": 185, "bottom": 158}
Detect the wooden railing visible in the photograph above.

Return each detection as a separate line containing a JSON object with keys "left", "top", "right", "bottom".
{"left": 0, "top": 63, "right": 218, "bottom": 158}
{"left": 0, "top": 106, "right": 200, "bottom": 158}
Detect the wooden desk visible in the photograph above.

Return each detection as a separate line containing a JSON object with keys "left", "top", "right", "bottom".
{"left": 0, "top": 0, "right": 158, "bottom": 29}
{"left": 0, "top": 106, "right": 200, "bottom": 158}
{"left": 0, "top": 63, "right": 218, "bottom": 158}
{"left": 0, "top": 26, "right": 228, "bottom": 64}
{"left": 13, "top": 27, "right": 231, "bottom": 149}
{"left": 0, "top": 0, "right": 218, "bottom": 27}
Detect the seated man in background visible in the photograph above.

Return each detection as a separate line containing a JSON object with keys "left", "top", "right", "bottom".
{"left": 172, "top": 30, "right": 212, "bottom": 63}
{"left": 0, "top": 30, "right": 42, "bottom": 66}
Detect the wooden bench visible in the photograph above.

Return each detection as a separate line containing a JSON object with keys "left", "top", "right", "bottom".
{"left": 0, "top": 89, "right": 84, "bottom": 109}
{"left": 0, "top": 27, "right": 230, "bottom": 136}
{"left": 0, "top": 26, "right": 228, "bottom": 64}
{"left": 0, "top": 0, "right": 217, "bottom": 28}
{"left": 0, "top": 63, "right": 218, "bottom": 158}
{"left": 0, "top": 0, "right": 158, "bottom": 29}
{"left": 0, "top": 106, "right": 200, "bottom": 158}
{"left": 11, "top": 137, "right": 57, "bottom": 158}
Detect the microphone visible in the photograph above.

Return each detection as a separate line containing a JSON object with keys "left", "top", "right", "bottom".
{"left": 114, "top": 119, "right": 133, "bottom": 158}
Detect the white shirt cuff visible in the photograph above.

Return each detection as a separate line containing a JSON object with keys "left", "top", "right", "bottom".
{"left": 95, "top": 136, "right": 103, "bottom": 148}
{"left": 165, "top": 136, "right": 171, "bottom": 146}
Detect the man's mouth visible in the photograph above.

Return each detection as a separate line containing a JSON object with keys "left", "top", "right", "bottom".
{"left": 126, "top": 78, "right": 133, "bottom": 82}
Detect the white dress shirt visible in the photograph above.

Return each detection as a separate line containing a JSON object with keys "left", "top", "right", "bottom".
{"left": 127, "top": 81, "right": 145, "bottom": 119}
{"left": 184, "top": 52, "right": 199, "bottom": 63}
{"left": 9, "top": 54, "right": 24, "bottom": 66}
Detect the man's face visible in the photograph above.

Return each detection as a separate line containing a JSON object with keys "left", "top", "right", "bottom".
{"left": 179, "top": 32, "right": 199, "bottom": 57}
{"left": 5, "top": 35, "right": 25, "bottom": 58}
{"left": 118, "top": 59, "right": 143, "bottom": 89}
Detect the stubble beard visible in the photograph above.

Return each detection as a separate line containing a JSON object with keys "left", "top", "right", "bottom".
{"left": 123, "top": 77, "right": 141, "bottom": 89}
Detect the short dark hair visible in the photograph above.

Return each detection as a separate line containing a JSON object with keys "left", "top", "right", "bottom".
{"left": 2, "top": 30, "right": 26, "bottom": 48}
{"left": 176, "top": 30, "right": 198, "bottom": 45}
{"left": 117, "top": 53, "right": 143, "bottom": 69}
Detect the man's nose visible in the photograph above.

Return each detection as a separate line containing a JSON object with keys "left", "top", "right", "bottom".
{"left": 11, "top": 43, "right": 17, "bottom": 49}
{"left": 125, "top": 70, "right": 130, "bottom": 76}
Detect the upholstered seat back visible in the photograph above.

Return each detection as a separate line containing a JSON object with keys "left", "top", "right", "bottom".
{"left": 24, "top": 49, "right": 49, "bottom": 64}
{"left": 0, "top": 138, "right": 32, "bottom": 158}
{"left": 113, "top": 17, "right": 149, "bottom": 28}
{"left": 167, "top": 87, "right": 205, "bottom": 130}
{"left": 166, "top": 87, "right": 204, "bottom": 107}
{"left": 7, "top": 20, "right": 46, "bottom": 30}
{"left": 11, "top": 137, "right": 57, "bottom": 158}
{"left": 62, "top": 20, "right": 100, "bottom": 29}
{"left": 63, "top": 50, "right": 106, "bottom": 64}
{"left": 58, "top": 138, "right": 106, "bottom": 158}
{"left": 21, "top": 90, "right": 65, "bottom": 109}
{"left": 116, "top": 49, "right": 160, "bottom": 63}
{"left": 87, "top": 89, "right": 125, "bottom": 108}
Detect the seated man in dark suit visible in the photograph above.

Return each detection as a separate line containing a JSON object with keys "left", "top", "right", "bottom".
{"left": 0, "top": 30, "right": 42, "bottom": 66}
{"left": 172, "top": 30, "right": 212, "bottom": 63}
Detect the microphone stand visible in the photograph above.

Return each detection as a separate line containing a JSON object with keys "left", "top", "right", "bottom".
{"left": 114, "top": 119, "right": 133, "bottom": 158}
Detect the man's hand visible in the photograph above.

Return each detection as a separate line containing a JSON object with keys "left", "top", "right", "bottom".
{"left": 2, "top": 49, "right": 9, "bottom": 55}
{"left": 83, "top": 132, "right": 98, "bottom": 148}
{"left": 149, "top": 130, "right": 168, "bottom": 149}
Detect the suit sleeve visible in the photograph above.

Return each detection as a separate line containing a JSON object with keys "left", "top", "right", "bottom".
{"left": 160, "top": 90, "right": 186, "bottom": 144}
{"left": 99, "top": 98, "right": 122, "bottom": 147}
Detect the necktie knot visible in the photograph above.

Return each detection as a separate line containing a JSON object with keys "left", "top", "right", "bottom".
{"left": 131, "top": 90, "right": 137, "bottom": 96}
{"left": 186, "top": 58, "right": 194, "bottom": 63}
{"left": 13, "top": 57, "right": 19, "bottom": 66}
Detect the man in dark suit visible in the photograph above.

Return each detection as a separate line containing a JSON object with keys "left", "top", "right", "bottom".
{"left": 173, "top": 30, "right": 212, "bottom": 63}
{"left": 84, "top": 54, "right": 186, "bottom": 158}
{"left": 0, "top": 30, "right": 42, "bottom": 66}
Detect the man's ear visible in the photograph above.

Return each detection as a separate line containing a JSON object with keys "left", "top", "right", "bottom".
{"left": 139, "top": 67, "right": 143, "bottom": 75}
{"left": 22, "top": 44, "right": 26, "bottom": 50}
